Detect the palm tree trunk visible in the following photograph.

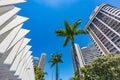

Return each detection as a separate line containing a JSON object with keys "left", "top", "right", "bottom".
{"left": 52, "top": 68, "right": 53, "bottom": 80}
{"left": 72, "top": 41, "right": 80, "bottom": 80}
{"left": 56, "top": 63, "right": 58, "bottom": 80}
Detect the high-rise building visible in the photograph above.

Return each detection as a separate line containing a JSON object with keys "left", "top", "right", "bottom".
{"left": 33, "top": 57, "right": 39, "bottom": 66}
{"left": 71, "top": 44, "right": 84, "bottom": 77}
{"left": 81, "top": 43, "right": 100, "bottom": 65}
{"left": 86, "top": 4, "right": 120, "bottom": 55}
{"left": 38, "top": 53, "right": 46, "bottom": 70}
{"left": 0, "top": 0, "right": 35, "bottom": 80}
{"left": 71, "top": 43, "right": 99, "bottom": 77}
{"left": 71, "top": 44, "right": 84, "bottom": 70}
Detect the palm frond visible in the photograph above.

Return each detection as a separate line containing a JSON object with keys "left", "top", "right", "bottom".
{"left": 51, "top": 54, "right": 54, "bottom": 57}
{"left": 74, "top": 30, "right": 88, "bottom": 35}
{"left": 48, "top": 59, "right": 54, "bottom": 63}
{"left": 56, "top": 52, "right": 62, "bottom": 56}
{"left": 64, "top": 20, "right": 71, "bottom": 32}
{"left": 63, "top": 36, "right": 69, "bottom": 46}
{"left": 55, "top": 30, "right": 67, "bottom": 36}
{"left": 56, "top": 53, "right": 63, "bottom": 63}
{"left": 72, "top": 19, "right": 82, "bottom": 30}
{"left": 51, "top": 63, "right": 56, "bottom": 68}
{"left": 49, "top": 53, "right": 63, "bottom": 68}
{"left": 44, "top": 72, "right": 48, "bottom": 75}
{"left": 59, "top": 59, "right": 63, "bottom": 63}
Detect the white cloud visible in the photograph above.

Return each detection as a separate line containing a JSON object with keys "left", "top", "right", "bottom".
{"left": 36, "top": 0, "right": 78, "bottom": 7}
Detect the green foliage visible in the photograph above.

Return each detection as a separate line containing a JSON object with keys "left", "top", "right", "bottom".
{"left": 55, "top": 19, "right": 88, "bottom": 80}
{"left": 55, "top": 19, "right": 88, "bottom": 46}
{"left": 34, "top": 65, "right": 46, "bottom": 80}
{"left": 81, "top": 66, "right": 91, "bottom": 80}
{"left": 71, "top": 70, "right": 80, "bottom": 80}
{"left": 81, "top": 54, "right": 120, "bottom": 80}
{"left": 48, "top": 53, "right": 63, "bottom": 68}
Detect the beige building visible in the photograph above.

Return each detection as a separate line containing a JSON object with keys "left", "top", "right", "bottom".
{"left": 38, "top": 53, "right": 46, "bottom": 70}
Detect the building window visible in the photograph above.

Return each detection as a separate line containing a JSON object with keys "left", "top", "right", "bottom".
{"left": 116, "top": 51, "right": 120, "bottom": 54}
{"left": 115, "top": 11, "right": 120, "bottom": 15}
{"left": 109, "top": 8, "right": 114, "bottom": 12}
{"left": 117, "top": 28, "right": 120, "bottom": 33}
{"left": 112, "top": 9, "right": 117, "bottom": 13}
{"left": 107, "top": 7, "right": 112, "bottom": 11}
{"left": 109, "top": 47, "right": 117, "bottom": 52}
{"left": 118, "top": 14, "right": 120, "bottom": 16}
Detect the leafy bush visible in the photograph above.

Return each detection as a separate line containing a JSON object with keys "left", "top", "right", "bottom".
{"left": 81, "top": 54, "right": 120, "bottom": 80}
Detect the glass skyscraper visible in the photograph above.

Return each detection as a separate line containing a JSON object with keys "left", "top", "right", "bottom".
{"left": 86, "top": 4, "right": 120, "bottom": 55}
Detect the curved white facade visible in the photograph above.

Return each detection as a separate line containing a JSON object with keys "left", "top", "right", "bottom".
{"left": 0, "top": 0, "right": 35, "bottom": 80}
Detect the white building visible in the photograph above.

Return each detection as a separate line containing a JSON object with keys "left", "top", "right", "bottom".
{"left": 0, "top": 0, "right": 35, "bottom": 80}
{"left": 86, "top": 4, "right": 120, "bottom": 55}
{"left": 71, "top": 44, "right": 85, "bottom": 77}
{"left": 81, "top": 43, "right": 100, "bottom": 65}
{"left": 71, "top": 43, "right": 99, "bottom": 72}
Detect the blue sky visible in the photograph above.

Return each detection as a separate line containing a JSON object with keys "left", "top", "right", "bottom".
{"left": 17, "top": 0, "right": 120, "bottom": 80}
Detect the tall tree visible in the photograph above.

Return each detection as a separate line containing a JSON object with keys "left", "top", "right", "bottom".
{"left": 72, "top": 69, "right": 80, "bottom": 80}
{"left": 80, "top": 66, "right": 91, "bottom": 80}
{"left": 34, "top": 65, "right": 45, "bottom": 80}
{"left": 81, "top": 54, "right": 120, "bottom": 80}
{"left": 49, "top": 53, "right": 63, "bottom": 80}
{"left": 55, "top": 19, "right": 88, "bottom": 78}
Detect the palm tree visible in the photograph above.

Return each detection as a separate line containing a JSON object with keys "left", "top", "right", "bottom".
{"left": 55, "top": 19, "right": 88, "bottom": 79}
{"left": 48, "top": 53, "right": 63, "bottom": 80}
